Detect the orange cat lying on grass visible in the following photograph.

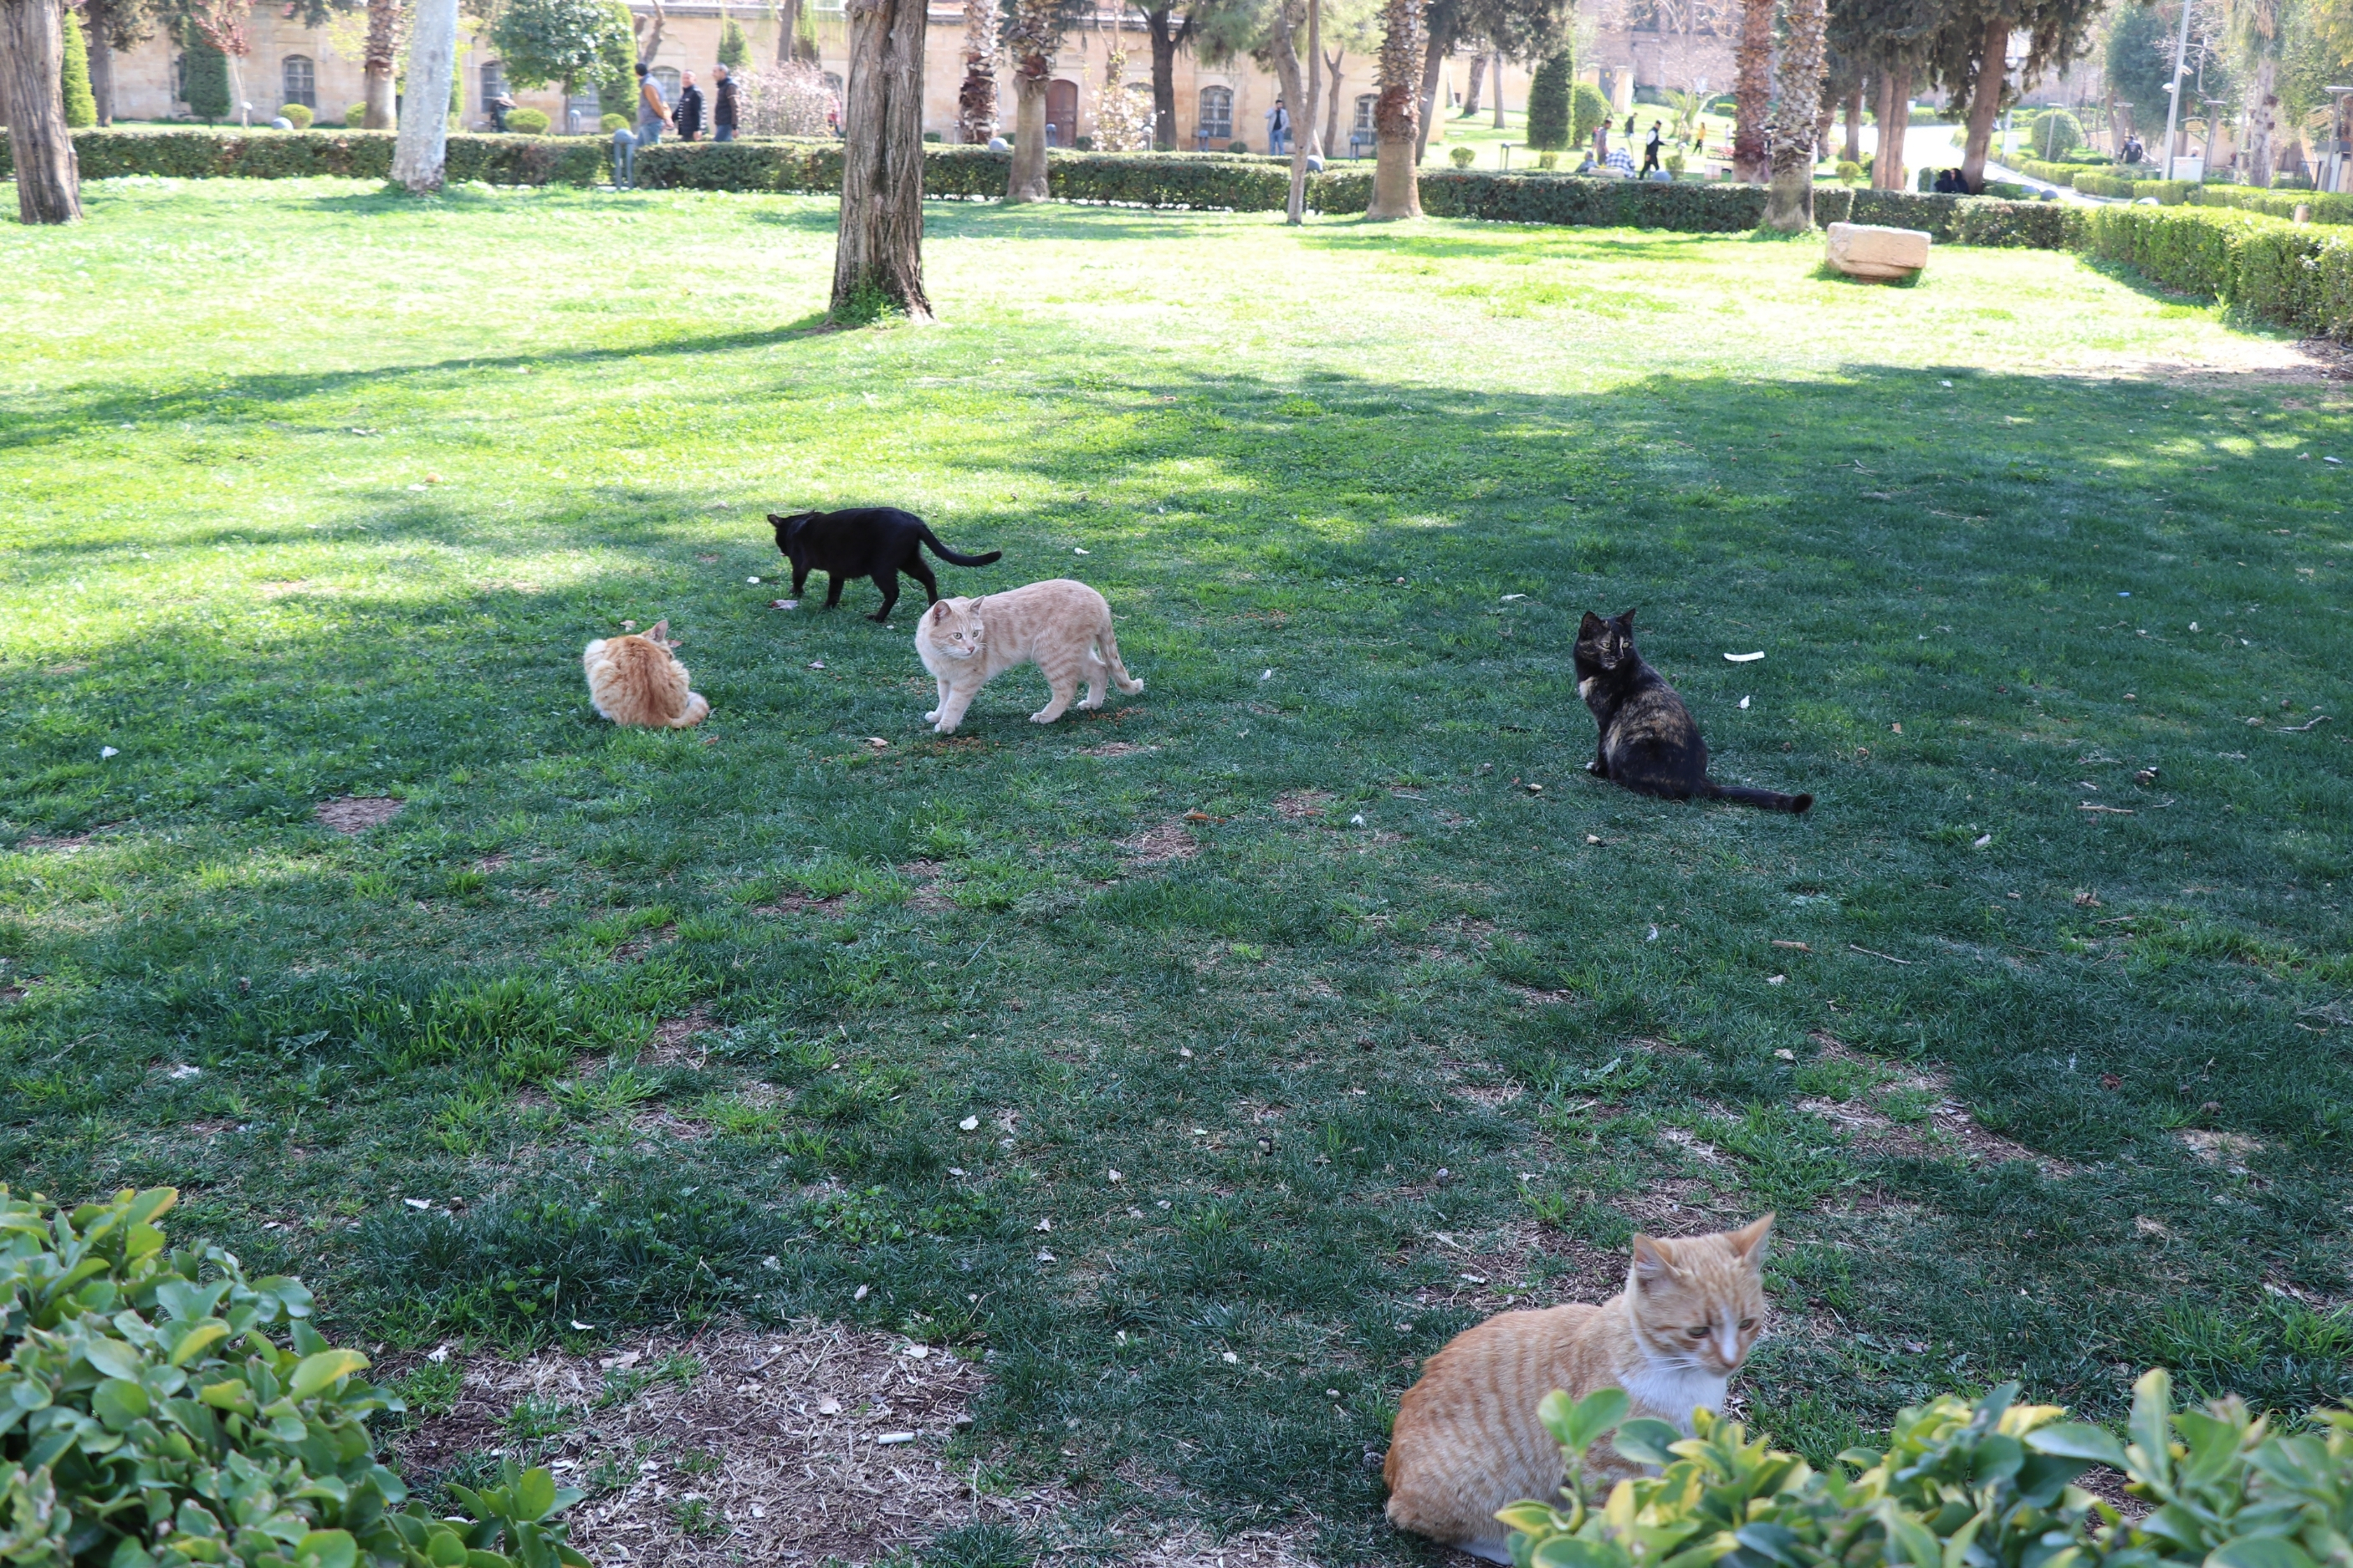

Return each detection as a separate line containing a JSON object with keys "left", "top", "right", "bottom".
{"left": 1384, "top": 1216, "right": 1773, "bottom": 1563}
{"left": 583, "top": 620, "right": 710, "bottom": 728}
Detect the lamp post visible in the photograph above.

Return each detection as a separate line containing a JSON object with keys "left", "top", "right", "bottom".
{"left": 2160, "top": 0, "right": 2193, "bottom": 178}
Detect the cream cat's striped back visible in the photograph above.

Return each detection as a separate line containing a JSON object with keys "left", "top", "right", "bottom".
{"left": 913, "top": 579, "right": 1142, "bottom": 734}
{"left": 1383, "top": 1218, "right": 1772, "bottom": 1564}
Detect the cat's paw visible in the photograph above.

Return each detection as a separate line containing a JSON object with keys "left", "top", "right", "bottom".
{"left": 923, "top": 709, "right": 940, "bottom": 723}
{"left": 1030, "top": 710, "right": 1058, "bottom": 724}
{"left": 1585, "top": 759, "right": 1601, "bottom": 774}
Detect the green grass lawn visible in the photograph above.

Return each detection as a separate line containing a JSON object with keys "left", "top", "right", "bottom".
{"left": 3, "top": 177, "right": 2350, "bottom": 1562}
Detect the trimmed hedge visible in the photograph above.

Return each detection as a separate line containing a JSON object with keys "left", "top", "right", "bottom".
{"left": 2074, "top": 169, "right": 2195, "bottom": 203}
{"left": 2013, "top": 156, "right": 2076, "bottom": 187}
{"left": 2079, "top": 202, "right": 2353, "bottom": 338}
{"left": 2192, "top": 182, "right": 2353, "bottom": 225}
{"left": 0, "top": 126, "right": 604, "bottom": 184}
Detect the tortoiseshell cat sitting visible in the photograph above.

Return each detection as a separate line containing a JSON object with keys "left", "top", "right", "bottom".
{"left": 1574, "top": 610, "right": 1813, "bottom": 814}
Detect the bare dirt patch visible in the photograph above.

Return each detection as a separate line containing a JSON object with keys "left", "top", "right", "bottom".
{"left": 647, "top": 1008, "right": 717, "bottom": 1065}
{"left": 613, "top": 925, "right": 678, "bottom": 963}
{"left": 898, "top": 860, "right": 954, "bottom": 912}
{"left": 757, "top": 893, "right": 851, "bottom": 918}
{"left": 1273, "top": 790, "right": 1333, "bottom": 820}
{"left": 2180, "top": 1129, "right": 2261, "bottom": 1170}
{"left": 1122, "top": 820, "right": 1201, "bottom": 866}
{"left": 16, "top": 832, "right": 93, "bottom": 855}
{"left": 392, "top": 1325, "right": 1062, "bottom": 1568}
{"left": 315, "top": 796, "right": 404, "bottom": 834}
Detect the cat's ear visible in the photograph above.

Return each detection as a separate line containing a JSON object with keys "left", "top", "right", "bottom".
{"left": 1578, "top": 611, "right": 1606, "bottom": 636}
{"left": 1629, "top": 1233, "right": 1677, "bottom": 1285}
{"left": 928, "top": 601, "right": 951, "bottom": 623}
{"left": 1727, "top": 1213, "right": 1773, "bottom": 1262}
{"left": 647, "top": 619, "right": 670, "bottom": 644}
{"left": 1615, "top": 608, "right": 1638, "bottom": 630}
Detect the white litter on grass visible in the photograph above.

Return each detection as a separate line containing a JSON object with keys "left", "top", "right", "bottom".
{"left": 1725, "top": 651, "right": 1765, "bottom": 663}
{"left": 1222, "top": 1351, "right": 1240, "bottom": 1364}
{"left": 1349, "top": 814, "right": 1367, "bottom": 826}
{"left": 403, "top": 1198, "right": 432, "bottom": 1210}
{"left": 1973, "top": 833, "right": 1993, "bottom": 849}
{"left": 425, "top": 1344, "right": 452, "bottom": 1363}
{"left": 1738, "top": 696, "right": 1752, "bottom": 709}
{"left": 876, "top": 1432, "right": 916, "bottom": 1445}
{"left": 1036, "top": 1250, "right": 1057, "bottom": 1263}
{"left": 100, "top": 746, "right": 119, "bottom": 758}
{"left": 1501, "top": 593, "right": 1526, "bottom": 601}
{"left": 1073, "top": 547, "right": 1089, "bottom": 554}
{"left": 570, "top": 1320, "right": 596, "bottom": 1331}
{"left": 1260, "top": 668, "right": 1274, "bottom": 681}
{"left": 1767, "top": 974, "right": 1787, "bottom": 986}
{"left": 166, "top": 1064, "right": 201, "bottom": 1080}
{"left": 747, "top": 576, "right": 762, "bottom": 584}
{"left": 959, "top": 1115, "right": 980, "bottom": 1131}
{"left": 1646, "top": 925, "right": 1660, "bottom": 942}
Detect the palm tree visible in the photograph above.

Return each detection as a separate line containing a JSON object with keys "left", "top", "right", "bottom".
{"left": 362, "top": 0, "right": 399, "bottom": 128}
{"left": 957, "top": 0, "right": 998, "bottom": 144}
{"left": 1764, "top": 0, "right": 1828, "bottom": 225}
{"left": 1732, "top": 0, "right": 1772, "bottom": 180}
{"left": 1367, "top": 0, "right": 1424, "bottom": 217}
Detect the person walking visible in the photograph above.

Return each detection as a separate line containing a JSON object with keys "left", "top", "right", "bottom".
{"left": 1624, "top": 111, "right": 1636, "bottom": 137}
{"left": 635, "top": 62, "right": 674, "bottom": 148}
{"left": 712, "top": 63, "right": 739, "bottom": 141}
{"left": 489, "top": 89, "right": 516, "bottom": 131}
{"left": 1266, "top": 97, "right": 1290, "bottom": 156}
{"left": 1641, "top": 120, "right": 1663, "bottom": 176}
{"left": 674, "top": 71, "right": 704, "bottom": 141}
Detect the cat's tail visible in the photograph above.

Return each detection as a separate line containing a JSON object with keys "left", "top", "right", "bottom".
{"left": 1097, "top": 613, "right": 1144, "bottom": 696}
{"left": 1704, "top": 780, "right": 1813, "bottom": 813}
{"left": 918, "top": 525, "right": 1003, "bottom": 569}
{"left": 668, "top": 692, "right": 712, "bottom": 728}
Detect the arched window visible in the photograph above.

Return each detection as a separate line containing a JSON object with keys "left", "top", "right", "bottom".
{"left": 1197, "top": 84, "right": 1232, "bottom": 142}
{"left": 481, "top": 60, "right": 508, "bottom": 103}
{"left": 652, "top": 65, "right": 682, "bottom": 100}
{"left": 281, "top": 54, "right": 316, "bottom": 109}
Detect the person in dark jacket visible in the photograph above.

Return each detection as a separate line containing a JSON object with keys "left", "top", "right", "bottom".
{"left": 674, "top": 71, "right": 704, "bottom": 140}
{"left": 712, "top": 63, "right": 739, "bottom": 140}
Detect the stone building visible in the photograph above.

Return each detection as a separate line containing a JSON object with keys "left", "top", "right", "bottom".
{"left": 99, "top": 0, "right": 1540, "bottom": 151}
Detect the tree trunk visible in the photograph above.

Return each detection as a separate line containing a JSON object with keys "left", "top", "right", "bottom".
{"left": 776, "top": 0, "right": 797, "bottom": 63}
{"left": 1006, "top": 64, "right": 1049, "bottom": 198}
{"left": 1265, "top": 0, "right": 1308, "bottom": 211}
{"left": 1841, "top": 83, "right": 1860, "bottom": 162}
{"left": 1366, "top": 0, "right": 1421, "bottom": 216}
{"left": 392, "top": 0, "right": 458, "bottom": 188}
{"left": 1144, "top": 5, "right": 1182, "bottom": 150}
{"left": 636, "top": 1, "right": 667, "bottom": 69}
{"left": 362, "top": 0, "right": 398, "bottom": 128}
{"left": 83, "top": 0, "right": 113, "bottom": 123}
{"left": 1322, "top": 47, "right": 1344, "bottom": 155}
{"left": 1, "top": 0, "right": 81, "bottom": 222}
{"left": 1491, "top": 47, "right": 1504, "bottom": 127}
{"left": 1957, "top": 13, "right": 2007, "bottom": 190}
{"left": 1763, "top": 0, "right": 1825, "bottom": 227}
{"left": 1731, "top": 0, "right": 1772, "bottom": 181}
{"left": 959, "top": 0, "right": 999, "bottom": 142}
{"left": 1411, "top": 27, "right": 1444, "bottom": 161}
{"left": 2243, "top": 47, "right": 2277, "bottom": 188}
{"left": 1461, "top": 49, "right": 1483, "bottom": 114}
{"left": 1872, "top": 60, "right": 1911, "bottom": 187}
{"left": 832, "top": 0, "right": 930, "bottom": 320}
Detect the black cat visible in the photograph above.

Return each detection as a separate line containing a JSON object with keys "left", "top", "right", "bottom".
{"left": 1573, "top": 610, "right": 1813, "bottom": 814}
{"left": 767, "top": 508, "right": 1003, "bottom": 623}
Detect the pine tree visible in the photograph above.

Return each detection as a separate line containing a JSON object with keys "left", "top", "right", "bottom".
{"left": 1525, "top": 49, "right": 1570, "bottom": 147}
{"left": 62, "top": 6, "right": 98, "bottom": 126}
{"left": 717, "top": 13, "right": 748, "bottom": 66}
{"left": 182, "top": 28, "right": 231, "bottom": 120}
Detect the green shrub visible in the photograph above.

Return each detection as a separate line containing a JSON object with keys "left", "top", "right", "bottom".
{"left": 2274, "top": 171, "right": 2315, "bottom": 190}
{"left": 43, "top": 126, "right": 603, "bottom": 184}
{"left": 505, "top": 106, "right": 550, "bottom": 133}
{"left": 1449, "top": 146, "right": 1475, "bottom": 168}
{"left": 2063, "top": 147, "right": 2112, "bottom": 164}
{"left": 345, "top": 103, "right": 366, "bottom": 127}
{"left": 2025, "top": 107, "right": 2082, "bottom": 159}
{"left": 0, "top": 1185, "right": 591, "bottom": 1568}
{"left": 1571, "top": 82, "right": 1609, "bottom": 147}
{"left": 2193, "top": 182, "right": 2353, "bottom": 224}
{"left": 1503, "top": 1374, "right": 2353, "bottom": 1568}
{"left": 717, "top": 14, "right": 749, "bottom": 68}
{"left": 1226, "top": 139, "right": 1249, "bottom": 153}
{"left": 2014, "top": 156, "right": 2076, "bottom": 186}
{"left": 183, "top": 36, "right": 232, "bottom": 123}
{"left": 1527, "top": 53, "right": 1573, "bottom": 151}
{"left": 600, "top": 111, "right": 627, "bottom": 132}
{"left": 2078, "top": 202, "right": 2353, "bottom": 338}
{"left": 1835, "top": 159, "right": 1864, "bottom": 184}
{"left": 631, "top": 140, "right": 1347, "bottom": 211}
{"left": 62, "top": 9, "right": 97, "bottom": 128}
{"left": 282, "top": 102, "right": 315, "bottom": 129}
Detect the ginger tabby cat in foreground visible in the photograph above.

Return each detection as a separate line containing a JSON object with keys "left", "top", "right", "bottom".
{"left": 1384, "top": 1215, "right": 1773, "bottom": 1563}
{"left": 913, "top": 579, "right": 1142, "bottom": 735}
{"left": 582, "top": 620, "right": 710, "bottom": 729}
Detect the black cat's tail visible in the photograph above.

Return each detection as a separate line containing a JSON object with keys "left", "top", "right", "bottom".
{"left": 1704, "top": 781, "right": 1814, "bottom": 814}
{"left": 918, "top": 525, "right": 1002, "bottom": 568}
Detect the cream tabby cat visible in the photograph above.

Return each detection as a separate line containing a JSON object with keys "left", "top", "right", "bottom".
{"left": 1384, "top": 1215, "right": 1773, "bottom": 1564}
{"left": 914, "top": 579, "right": 1143, "bottom": 735}
{"left": 582, "top": 620, "right": 710, "bottom": 728}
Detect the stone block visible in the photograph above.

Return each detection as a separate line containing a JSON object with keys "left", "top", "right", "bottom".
{"left": 1826, "top": 221, "right": 1931, "bottom": 281}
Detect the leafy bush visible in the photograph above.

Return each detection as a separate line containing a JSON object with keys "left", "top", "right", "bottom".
{"left": 2073, "top": 167, "right": 2136, "bottom": 197}
{"left": 183, "top": 36, "right": 231, "bottom": 123}
{"left": 282, "top": 103, "right": 315, "bottom": 130}
{"left": 1571, "top": 83, "right": 1610, "bottom": 147}
{"left": 599, "top": 112, "right": 626, "bottom": 132}
{"left": 1450, "top": 146, "right": 1476, "bottom": 168}
{"left": 2025, "top": 108, "right": 2082, "bottom": 159}
{"left": 1527, "top": 53, "right": 1573, "bottom": 151}
{"left": 344, "top": 104, "right": 366, "bottom": 128}
{"left": 62, "top": 9, "right": 97, "bottom": 128}
{"left": 2076, "top": 172, "right": 2194, "bottom": 203}
{"left": 2193, "top": 183, "right": 2353, "bottom": 225}
{"left": 0, "top": 1185, "right": 589, "bottom": 1568}
{"left": 503, "top": 106, "right": 549, "bottom": 133}
{"left": 2274, "top": 171, "right": 2315, "bottom": 190}
{"left": 2065, "top": 196, "right": 2353, "bottom": 339}
{"left": 1835, "top": 159, "right": 1864, "bottom": 184}
{"left": 1502, "top": 1373, "right": 2353, "bottom": 1568}
{"left": 38, "top": 127, "right": 604, "bottom": 184}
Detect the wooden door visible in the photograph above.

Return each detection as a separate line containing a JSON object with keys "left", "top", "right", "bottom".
{"left": 1046, "top": 79, "right": 1077, "bottom": 147}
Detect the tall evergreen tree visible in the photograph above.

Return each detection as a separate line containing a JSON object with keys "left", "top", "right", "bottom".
{"left": 182, "top": 26, "right": 230, "bottom": 119}
{"left": 1525, "top": 48, "right": 1569, "bottom": 146}
{"left": 62, "top": 5, "right": 97, "bottom": 125}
